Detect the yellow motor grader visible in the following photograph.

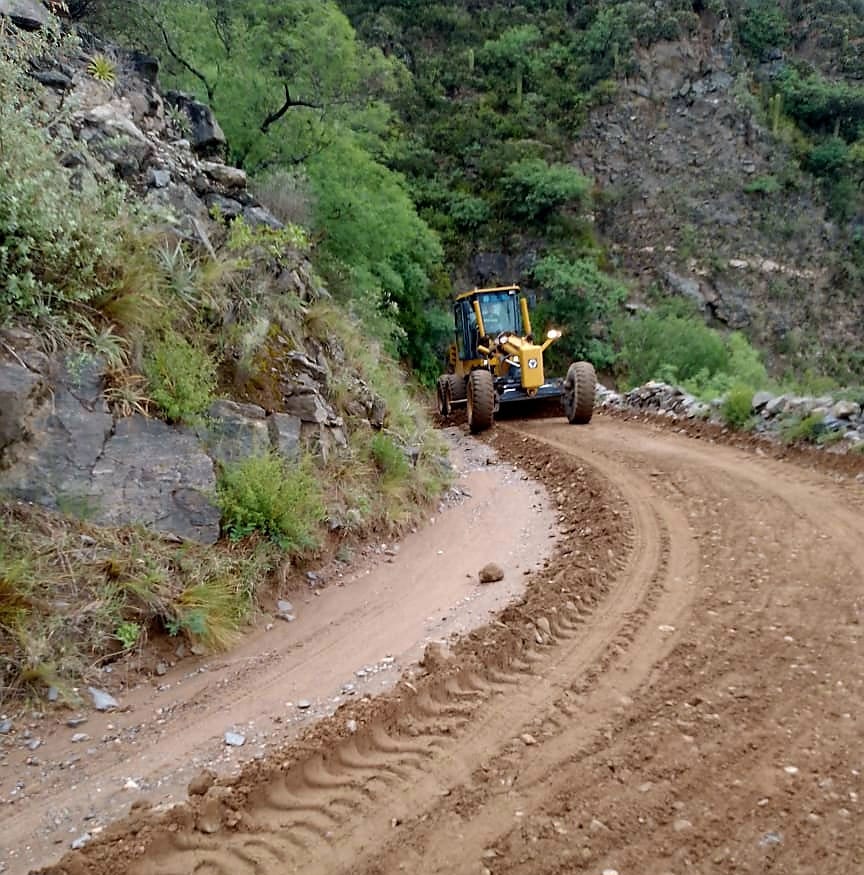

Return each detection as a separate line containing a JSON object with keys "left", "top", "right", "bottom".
{"left": 436, "top": 284, "right": 597, "bottom": 433}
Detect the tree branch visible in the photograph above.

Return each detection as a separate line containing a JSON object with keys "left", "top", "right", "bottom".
{"left": 260, "top": 82, "right": 322, "bottom": 134}
{"left": 155, "top": 19, "right": 214, "bottom": 103}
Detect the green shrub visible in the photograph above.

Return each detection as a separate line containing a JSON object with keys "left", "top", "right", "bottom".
{"left": 501, "top": 158, "right": 590, "bottom": 223}
{"left": 615, "top": 304, "right": 769, "bottom": 397}
{"left": 722, "top": 385, "right": 756, "bottom": 429}
{"left": 143, "top": 332, "right": 217, "bottom": 422}
{"left": 805, "top": 137, "right": 849, "bottom": 178}
{"left": 615, "top": 307, "right": 727, "bottom": 388}
{"left": 217, "top": 454, "right": 326, "bottom": 554}
{"left": 369, "top": 432, "right": 410, "bottom": 484}
{"left": 0, "top": 20, "right": 137, "bottom": 325}
{"left": 736, "top": 0, "right": 789, "bottom": 58}
{"left": 780, "top": 413, "right": 825, "bottom": 444}
{"left": 744, "top": 174, "right": 781, "bottom": 195}
{"left": 533, "top": 254, "right": 627, "bottom": 370}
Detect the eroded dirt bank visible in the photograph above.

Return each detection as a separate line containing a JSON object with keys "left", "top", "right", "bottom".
{"left": 27, "top": 415, "right": 864, "bottom": 873}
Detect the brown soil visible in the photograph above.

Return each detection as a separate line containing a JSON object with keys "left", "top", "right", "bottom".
{"left": 22, "top": 414, "right": 864, "bottom": 874}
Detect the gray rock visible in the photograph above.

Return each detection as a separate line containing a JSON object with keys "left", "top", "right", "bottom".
{"left": 47, "top": 686, "right": 59, "bottom": 702}
{"left": 224, "top": 731, "right": 245, "bottom": 747}
{"left": 90, "top": 416, "right": 220, "bottom": 544}
{"left": 70, "top": 833, "right": 91, "bottom": 850}
{"left": 164, "top": 91, "right": 226, "bottom": 156}
{"left": 752, "top": 390, "right": 774, "bottom": 411}
{"left": 268, "top": 413, "right": 302, "bottom": 461}
{"left": 283, "top": 391, "right": 335, "bottom": 425}
{"left": 126, "top": 51, "right": 159, "bottom": 85}
{"left": 764, "top": 395, "right": 788, "bottom": 416}
{"left": 832, "top": 400, "right": 861, "bottom": 420}
{"left": 66, "top": 716, "right": 87, "bottom": 728}
{"left": 88, "top": 687, "right": 119, "bottom": 711}
{"left": 0, "top": 373, "right": 112, "bottom": 509}
{"left": 31, "top": 70, "right": 73, "bottom": 90}
{"left": 296, "top": 699, "right": 311, "bottom": 710}
{"left": 204, "top": 192, "right": 243, "bottom": 220}
{"left": 71, "top": 733, "right": 89, "bottom": 743}
{"left": 200, "top": 161, "right": 247, "bottom": 190}
{"left": 0, "top": 719, "right": 12, "bottom": 734}
{"left": 242, "top": 206, "right": 283, "bottom": 229}
{"left": 199, "top": 400, "right": 271, "bottom": 467}
{"left": 146, "top": 182, "right": 210, "bottom": 229}
{"left": 665, "top": 271, "right": 705, "bottom": 308}
{"left": 148, "top": 168, "right": 172, "bottom": 189}
{"left": 276, "top": 600, "right": 294, "bottom": 615}
{"left": 0, "top": 359, "right": 47, "bottom": 457}
{"left": 0, "top": 0, "right": 49, "bottom": 30}
{"left": 479, "top": 563, "right": 505, "bottom": 584}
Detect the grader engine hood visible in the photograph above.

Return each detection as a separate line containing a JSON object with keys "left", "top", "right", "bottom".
{"left": 495, "top": 330, "right": 562, "bottom": 393}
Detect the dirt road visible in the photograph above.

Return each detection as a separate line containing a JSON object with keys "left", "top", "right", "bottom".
{"left": 38, "top": 416, "right": 864, "bottom": 873}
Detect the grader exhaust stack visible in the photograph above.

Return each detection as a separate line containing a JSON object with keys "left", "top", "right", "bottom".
{"left": 436, "top": 285, "right": 596, "bottom": 433}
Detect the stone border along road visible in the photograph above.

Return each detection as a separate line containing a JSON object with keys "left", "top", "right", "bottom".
{"left": 42, "top": 413, "right": 864, "bottom": 875}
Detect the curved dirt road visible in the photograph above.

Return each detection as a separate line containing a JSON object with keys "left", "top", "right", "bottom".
{"left": 45, "top": 415, "right": 864, "bottom": 875}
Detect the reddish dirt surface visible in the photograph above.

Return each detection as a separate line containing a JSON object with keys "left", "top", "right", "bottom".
{"left": 18, "top": 414, "right": 864, "bottom": 874}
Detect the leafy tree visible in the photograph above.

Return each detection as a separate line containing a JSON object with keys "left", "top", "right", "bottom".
{"left": 95, "top": 0, "right": 400, "bottom": 170}
{"left": 307, "top": 135, "right": 448, "bottom": 381}
{"left": 735, "top": 0, "right": 788, "bottom": 58}
{"left": 532, "top": 255, "right": 627, "bottom": 370}
{"left": 501, "top": 159, "right": 591, "bottom": 224}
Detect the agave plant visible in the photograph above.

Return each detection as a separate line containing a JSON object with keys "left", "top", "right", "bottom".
{"left": 87, "top": 53, "right": 116, "bottom": 84}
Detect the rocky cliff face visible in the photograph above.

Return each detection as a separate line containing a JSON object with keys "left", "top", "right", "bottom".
{"left": 0, "top": 19, "right": 379, "bottom": 543}
{"left": 575, "top": 18, "right": 863, "bottom": 375}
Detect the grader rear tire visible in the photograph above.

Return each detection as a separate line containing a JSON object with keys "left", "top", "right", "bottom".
{"left": 436, "top": 376, "right": 451, "bottom": 415}
{"left": 563, "top": 361, "right": 597, "bottom": 425}
{"left": 467, "top": 370, "right": 495, "bottom": 433}
{"left": 446, "top": 374, "right": 467, "bottom": 404}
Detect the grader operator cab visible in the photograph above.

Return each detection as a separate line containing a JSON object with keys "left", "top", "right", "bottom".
{"left": 437, "top": 285, "right": 597, "bottom": 433}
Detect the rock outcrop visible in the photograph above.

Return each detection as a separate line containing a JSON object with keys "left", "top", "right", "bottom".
{"left": 596, "top": 381, "right": 864, "bottom": 451}
{"left": 0, "top": 21, "right": 371, "bottom": 543}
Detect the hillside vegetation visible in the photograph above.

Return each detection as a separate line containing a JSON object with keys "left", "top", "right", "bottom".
{"left": 0, "top": 10, "right": 448, "bottom": 704}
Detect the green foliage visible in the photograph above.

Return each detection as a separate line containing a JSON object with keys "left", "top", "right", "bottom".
{"left": 722, "top": 385, "right": 756, "bottom": 429}
{"left": 501, "top": 159, "right": 591, "bottom": 224}
{"left": 805, "top": 137, "right": 849, "bottom": 177}
{"left": 780, "top": 413, "right": 825, "bottom": 445}
{"left": 0, "top": 19, "right": 127, "bottom": 323}
{"left": 774, "top": 67, "right": 864, "bottom": 141}
{"left": 143, "top": 332, "right": 217, "bottom": 423}
{"left": 532, "top": 255, "right": 627, "bottom": 370}
{"left": 307, "top": 135, "right": 448, "bottom": 383}
{"left": 736, "top": 0, "right": 788, "bottom": 58}
{"left": 614, "top": 303, "right": 769, "bottom": 394}
{"left": 97, "top": 0, "right": 400, "bottom": 170}
{"left": 86, "top": 52, "right": 117, "bottom": 83}
{"left": 115, "top": 621, "right": 141, "bottom": 650}
{"left": 0, "top": 501, "right": 277, "bottom": 704}
{"left": 369, "top": 433, "right": 410, "bottom": 485}
{"left": 217, "top": 454, "right": 326, "bottom": 554}
{"left": 744, "top": 174, "right": 781, "bottom": 195}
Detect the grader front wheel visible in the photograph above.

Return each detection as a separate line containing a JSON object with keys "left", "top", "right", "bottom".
{"left": 467, "top": 369, "right": 495, "bottom": 433}
{"left": 563, "top": 361, "right": 597, "bottom": 425}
